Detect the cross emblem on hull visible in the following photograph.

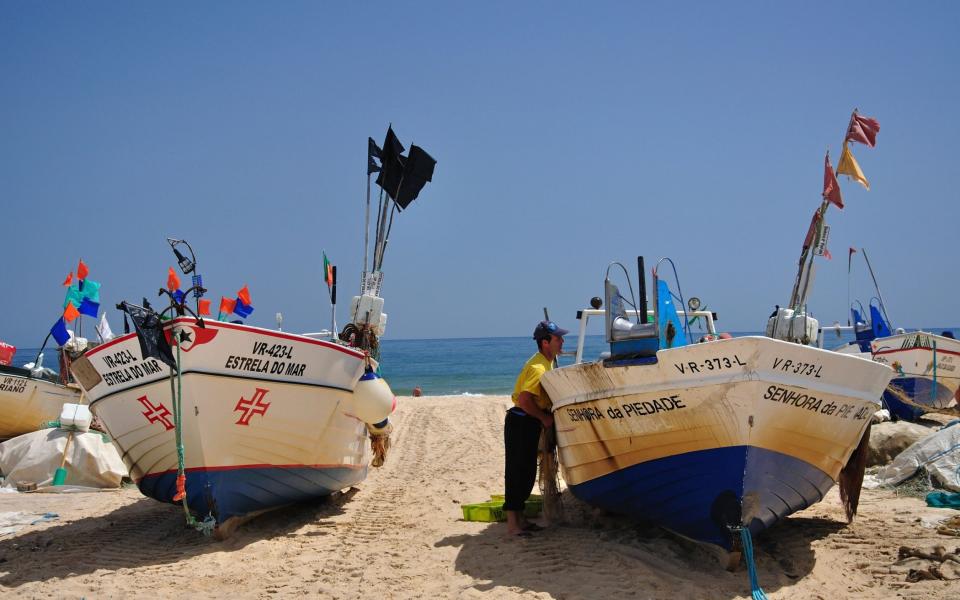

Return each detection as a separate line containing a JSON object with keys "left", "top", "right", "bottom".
{"left": 235, "top": 387, "right": 271, "bottom": 426}
{"left": 137, "top": 395, "right": 174, "bottom": 431}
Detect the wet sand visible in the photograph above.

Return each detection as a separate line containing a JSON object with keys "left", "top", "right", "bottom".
{"left": 1, "top": 394, "right": 958, "bottom": 599}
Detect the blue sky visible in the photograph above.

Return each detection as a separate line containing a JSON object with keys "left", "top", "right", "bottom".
{"left": 2, "top": 2, "right": 958, "bottom": 346}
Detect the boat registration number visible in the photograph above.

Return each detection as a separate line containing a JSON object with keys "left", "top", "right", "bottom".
{"left": 673, "top": 355, "right": 746, "bottom": 374}
{"left": 772, "top": 357, "right": 822, "bottom": 378}
{"left": 0, "top": 376, "right": 26, "bottom": 394}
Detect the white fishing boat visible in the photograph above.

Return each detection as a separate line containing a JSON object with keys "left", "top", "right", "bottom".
{"left": 0, "top": 360, "right": 81, "bottom": 440}
{"left": 69, "top": 127, "right": 436, "bottom": 534}
{"left": 871, "top": 330, "right": 960, "bottom": 420}
{"left": 540, "top": 259, "right": 893, "bottom": 550}
{"left": 71, "top": 316, "right": 392, "bottom": 532}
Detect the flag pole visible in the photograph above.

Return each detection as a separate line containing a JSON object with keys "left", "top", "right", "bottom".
{"left": 365, "top": 166, "right": 371, "bottom": 274}
{"left": 330, "top": 265, "right": 338, "bottom": 337}
{"left": 861, "top": 248, "right": 892, "bottom": 329}
{"left": 847, "top": 248, "right": 853, "bottom": 326}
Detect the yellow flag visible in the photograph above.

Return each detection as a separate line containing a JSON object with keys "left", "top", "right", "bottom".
{"left": 837, "top": 143, "right": 870, "bottom": 190}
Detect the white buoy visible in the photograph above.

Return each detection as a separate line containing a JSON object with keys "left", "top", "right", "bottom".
{"left": 352, "top": 368, "right": 396, "bottom": 424}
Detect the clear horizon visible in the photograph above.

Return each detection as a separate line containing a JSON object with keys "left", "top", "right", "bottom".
{"left": 3, "top": 2, "right": 958, "bottom": 347}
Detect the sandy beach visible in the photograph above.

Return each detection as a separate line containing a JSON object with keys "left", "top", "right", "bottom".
{"left": 1, "top": 394, "right": 959, "bottom": 599}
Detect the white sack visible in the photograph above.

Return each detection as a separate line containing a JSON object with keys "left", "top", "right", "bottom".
{"left": 875, "top": 423, "right": 960, "bottom": 491}
{"left": 0, "top": 428, "right": 127, "bottom": 488}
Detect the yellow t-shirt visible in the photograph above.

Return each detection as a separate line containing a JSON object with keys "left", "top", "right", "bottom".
{"left": 510, "top": 352, "right": 554, "bottom": 411}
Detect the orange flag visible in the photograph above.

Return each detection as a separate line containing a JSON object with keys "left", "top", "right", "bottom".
{"left": 219, "top": 297, "right": 236, "bottom": 316}
{"left": 822, "top": 151, "right": 843, "bottom": 209}
{"left": 198, "top": 298, "right": 212, "bottom": 316}
{"left": 237, "top": 285, "right": 251, "bottom": 306}
{"left": 62, "top": 271, "right": 73, "bottom": 286}
{"left": 63, "top": 302, "right": 80, "bottom": 323}
{"left": 167, "top": 267, "right": 181, "bottom": 292}
{"left": 77, "top": 259, "right": 89, "bottom": 280}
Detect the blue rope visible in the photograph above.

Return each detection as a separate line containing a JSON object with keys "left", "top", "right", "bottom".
{"left": 739, "top": 527, "right": 768, "bottom": 600}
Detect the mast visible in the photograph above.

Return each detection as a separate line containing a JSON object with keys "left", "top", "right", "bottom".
{"left": 861, "top": 247, "right": 892, "bottom": 328}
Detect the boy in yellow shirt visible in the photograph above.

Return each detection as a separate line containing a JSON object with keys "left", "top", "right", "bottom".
{"left": 504, "top": 320, "right": 567, "bottom": 536}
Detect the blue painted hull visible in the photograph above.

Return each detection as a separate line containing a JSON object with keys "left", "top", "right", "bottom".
{"left": 568, "top": 445, "right": 834, "bottom": 549}
{"left": 882, "top": 377, "right": 953, "bottom": 422}
{"left": 140, "top": 465, "right": 368, "bottom": 524}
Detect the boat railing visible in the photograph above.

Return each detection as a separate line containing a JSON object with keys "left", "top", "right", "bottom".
{"left": 571, "top": 308, "right": 718, "bottom": 364}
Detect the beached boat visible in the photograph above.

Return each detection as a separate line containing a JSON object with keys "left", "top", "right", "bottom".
{"left": 540, "top": 258, "right": 894, "bottom": 550}
{"left": 71, "top": 316, "right": 390, "bottom": 531}
{"left": 871, "top": 330, "right": 960, "bottom": 421}
{"left": 68, "top": 127, "right": 435, "bottom": 534}
{"left": 0, "top": 361, "right": 81, "bottom": 440}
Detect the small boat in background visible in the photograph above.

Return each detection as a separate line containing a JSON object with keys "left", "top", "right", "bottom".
{"left": 0, "top": 349, "right": 81, "bottom": 440}
{"left": 872, "top": 330, "right": 960, "bottom": 421}
{"left": 816, "top": 247, "right": 959, "bottom": 421}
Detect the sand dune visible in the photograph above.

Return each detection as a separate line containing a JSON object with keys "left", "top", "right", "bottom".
{"left": 1, "top": 394, "right": 958, "bottom": 599}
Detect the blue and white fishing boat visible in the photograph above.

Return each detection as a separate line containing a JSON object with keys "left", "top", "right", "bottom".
{"left": 817, "top": 248, "right": 959, "bottom": 421}
{"left": 872, "top": 330, "right": 960, "bottom": 421}
{"left": 540, "top": 257, "right": 893, "bottom": 551}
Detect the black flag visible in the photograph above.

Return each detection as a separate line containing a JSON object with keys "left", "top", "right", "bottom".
{"left": 375, "top": 126, "right": 406, "bottom": 199}
{"left": 119, "top": 301, "right": 177, "bottom": 370}
{"left": 368, "top": 137, "right": 382, "bottom": 175}
{"left": 395, "top": 145, "right": 437, "bottom": 210}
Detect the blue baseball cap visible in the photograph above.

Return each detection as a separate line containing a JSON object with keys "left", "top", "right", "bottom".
{"left": 533, "top": 320, "right": 569, "bottom": 340}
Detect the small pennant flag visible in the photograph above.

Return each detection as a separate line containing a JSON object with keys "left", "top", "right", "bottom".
{"left": 237, "top": 285, "right": 251, "bottom": 307}
{"left": 64, "top": 286, "right": 83, "bottom": 310}
{"left": 323, "top": 252, "right": 333, "bottom": 288}
{"left": 63, "top": 301, "right": 81, "bottom": 323}
{"left": 198, "top": 298, "right": 212, "bottom": 316}
{"left": 50, "top": 317, "right": 71, "bottom": 346}
{"left": 219, "top": 297, "right": 236, "bottom": 320}
{"left": 803, "top": 211, "right": 821, "bottom": 249}
{"left": 845, "top": 113, "right": 880, "bottom": 148}
{"left": 167, "top": 267, "right": 181, "bottom": 293}
{"left": 96, "top": 313, "right": 114, "bottom": 341}
{"left": 62, "top": 271, "right": 73, "bottom": 286}
{"left": 80, "top": 279, "right": 101, "bottom": 303}
{"left": 837, "top": 143, "right": 870, "bottom": 190}
{"left": 78, "top": 298, "right": 100, "bottom": 318}
{"left": 77, "top": 259, "right": 89, "bottom": 281}
{"left": 234, "top": 297, "right": 254, "bottom": 318}
{"left": 822, "top": 151, "right": 843, "bottom": 209}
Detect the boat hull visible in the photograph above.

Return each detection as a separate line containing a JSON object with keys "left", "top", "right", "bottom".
{"left": 76, "top": 318, "right": 372, "bottom": 525}
{"left": 541, "top": 336, "right": 893, "bottom": 548}
{"left": 0, "top": 368, "right": 81, "bottom": 440}
{"left": 872, "top": 331, "right": 960, "bottom": 420}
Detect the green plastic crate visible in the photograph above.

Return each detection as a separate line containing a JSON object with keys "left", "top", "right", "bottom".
{"left": 461, "top": 497, "right": 543, "bottom": 522}
{"left": 461, "top": 501, "right": 504, "bottom": 522}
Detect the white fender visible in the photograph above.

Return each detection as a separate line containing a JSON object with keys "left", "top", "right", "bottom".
{"left": 352, "top": 369, "right": 396, "bottom": 424}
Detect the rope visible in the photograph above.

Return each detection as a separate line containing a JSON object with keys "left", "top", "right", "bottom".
{"left": 169, "top": 335, "right": 215, "bottom": 536}
{"left": 737, "top": 527, "right": 768, "bottom": 600}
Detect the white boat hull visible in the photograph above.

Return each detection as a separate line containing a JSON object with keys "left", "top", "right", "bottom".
{"left": 0, "top": 369, "right": 81, "bottom": 440}
{"left": 76, "top": 317, "right": 375, "bottom": 525}
{"left": 871, "top": 331, "right": 960, "bottom": 415}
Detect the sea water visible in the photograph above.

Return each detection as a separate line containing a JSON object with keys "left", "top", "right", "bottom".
{"left": 11, "top": 325, "right": 959, "bottom": 396}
